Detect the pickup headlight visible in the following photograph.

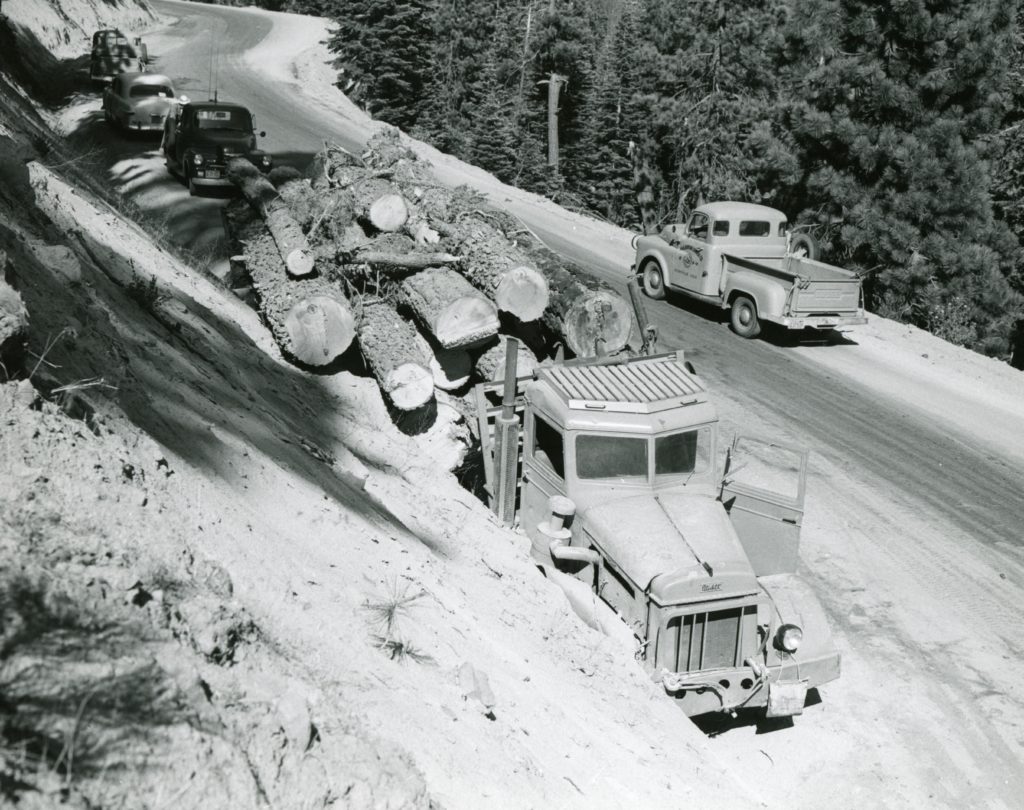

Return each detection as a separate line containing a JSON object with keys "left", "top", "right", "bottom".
{"left": 775, "top": 623, "right": 803, "bottom": 653}
{"left": 260, "top": 155, "right": 272, "bottom": 168}
{"left": 192, "top": 153, "right": 205, "bottom": 166}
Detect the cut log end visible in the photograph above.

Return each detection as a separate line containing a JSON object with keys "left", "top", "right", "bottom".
{"left": 564, "top": 291, "right": 633, "bottom": 358}
{"left": 367, "top": 193, "right": 409, "bottom": 233}
{"left": 494, "top": 265, "right": 549, "bottom": 322}
{"left": 285, "top": 248, "right": 316, "bottom": 278}
{"left": 435, "top": 297, "right": 500, "bottom": 349}
{"left": 284, "top": 295, "right": 356, "bottom": 366}
{"left": 475, "top": 336, "right": 540, "bottom": 382}
{"left": 383, "top": 362, "right": 435, "bottom": 411}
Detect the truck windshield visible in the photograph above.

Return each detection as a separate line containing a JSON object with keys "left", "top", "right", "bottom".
{"left": 575, "top": 426, "right": 712, "bottom": 484}
{"left": 654, "top": 426, "right": 711, "bottom": 480}
{"left": 576, "top": 435, "right": 647, "bottom": 481}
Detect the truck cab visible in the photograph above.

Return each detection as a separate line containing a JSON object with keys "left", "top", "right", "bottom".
{"left": 161, "top": 100, "right": 272, "bottom": 195}
{"left": 635, "top": 201, "right": 867, "bottom": 338}
{"left": 90, "top": 29, "right": 147, "bottom": 84}
{"left": 498, "top": 352, "right": 840, "bottom": 717}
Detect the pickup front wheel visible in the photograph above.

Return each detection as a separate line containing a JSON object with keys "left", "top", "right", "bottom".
{"left": 641, "top": 260, "right": 666, "bottom": 300}
{"left": 730, "top": 295, "right": 761, "bottom": 338}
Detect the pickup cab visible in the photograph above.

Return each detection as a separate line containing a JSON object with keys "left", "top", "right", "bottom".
{"left": 161, "top": 100, "right": 272, "bottom": 195}
{"left": 635, "top": 201, "right": 867, "bottom": 338}
{"left": 89, "top": 29, "right": 147, "bottom": 84}
{"left": 475, "top": 351, "right": 840, "bottom": 718}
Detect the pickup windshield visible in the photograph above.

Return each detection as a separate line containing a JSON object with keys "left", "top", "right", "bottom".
{"left": 576, "top": 427, "right": 711, "bottom": 484}
{"left": 130, "top": 85, "right": 173, "bottom": 98}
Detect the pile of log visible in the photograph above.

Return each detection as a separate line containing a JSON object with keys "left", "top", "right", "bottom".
{"left": 224, "top": 128, "right": 636, "bottom": 427}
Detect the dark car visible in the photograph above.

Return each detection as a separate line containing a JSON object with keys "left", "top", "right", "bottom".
{"left": 90, "top": 29, "right": 147, "bottom": 84}
{"left": 160, "top": 100, "right": 272, "bottom": 195}
{"left": 102, "top": 73, "right": 178, "bottom": 132}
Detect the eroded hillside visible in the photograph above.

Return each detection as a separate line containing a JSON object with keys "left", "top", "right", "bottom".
{"left": 0, "top": 2, "right": 750, "bottom": 807}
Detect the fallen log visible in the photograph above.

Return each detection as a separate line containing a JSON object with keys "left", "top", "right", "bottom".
{"left": 475, "top": 336, "right": 540, "bottom": 382}
{"left": 357, "top": 298, "right": 434, "bottom": 410}
{"left": 441, "top": 219, "right": 548, "bottom": 322}
{"left": 414, "top": 332, "right": 471, "bottom": 391}
{"left": 400, "top": 267, "right": 499, "bottom": 349}
{"left": 353, "top": 177, "right": 409, "bottom": 234}
{"left": 228, "top": 158, "right": 315, "bottom": 278}
{"left": 236, "top": 213, "right": 355, "bottom": 366}
{"left": 339, "top": 249, "right": 461, "bottom": 271}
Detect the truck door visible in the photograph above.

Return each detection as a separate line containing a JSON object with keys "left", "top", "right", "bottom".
{"left": 720, "top": 436, "right": 807, "bottom": 576}
{"left": 668, "top": 213, "right": 709, "bottom": 292}
{"left": 520, "top": 411, "right": 569, "bottom": 566}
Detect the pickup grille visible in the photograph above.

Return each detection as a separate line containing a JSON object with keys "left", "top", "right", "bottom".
{"left": 662, "top": 604, "right": 758, "bottom": 672}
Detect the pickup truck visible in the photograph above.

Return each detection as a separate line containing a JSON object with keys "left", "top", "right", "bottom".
{"left": 89, "top": 29, "right": 148, "bottom": 84}
{"left": 635, "top": 201, "right": 867, "bottom": 338}
{"left": 161, "top": 100, "right": 272, "bottom": 195}
{"left": 475, "top": 340, "right": 840, "bottom": 719}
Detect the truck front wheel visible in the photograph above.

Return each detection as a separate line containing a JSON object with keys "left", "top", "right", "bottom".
{"left": 730, "top": 295, "right": 761, "bottom": 338}
{"left": 641, "top": 260, "right": 666, "bottom": 300}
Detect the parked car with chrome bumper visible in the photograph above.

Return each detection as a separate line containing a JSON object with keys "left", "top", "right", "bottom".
{"left": 102, "top": 73, "right": 178, "bottom": 133}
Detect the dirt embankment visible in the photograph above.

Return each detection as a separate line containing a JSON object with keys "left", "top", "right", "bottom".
{"left": 0, "top": 4, "right": 752, "bottom": 809}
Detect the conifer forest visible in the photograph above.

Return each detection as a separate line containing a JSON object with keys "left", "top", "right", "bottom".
{"left": 218, "top": 0, "right": 1024, "bottom": 356}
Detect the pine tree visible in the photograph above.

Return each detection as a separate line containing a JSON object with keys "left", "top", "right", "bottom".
{"left": 326, "top": 0, "right": 434, "bottom": 131}
{"left": 785, "top": 0, "right": 1020, "bottom": 350}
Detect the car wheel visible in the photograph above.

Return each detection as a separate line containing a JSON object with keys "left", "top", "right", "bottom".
{"left": 790, "top": 233, "right": 819, "bottom": 260}
{"left": 103, "top": 106, "right": 112, "bottom": 124}
{"left": 641, "top": 260, "right": 666, "bottom": 300}
{"left": 730, "top": 295, "right": 761, "bottom": 339}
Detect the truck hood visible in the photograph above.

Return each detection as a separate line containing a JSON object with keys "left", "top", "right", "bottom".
{"left": 581, "top": 492, "right": 756, "bottom": 605}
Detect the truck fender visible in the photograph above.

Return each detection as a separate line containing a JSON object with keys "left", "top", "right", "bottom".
{"left": 759, "top": 573, "right": 839, "bottom": 665}
{"left": 723, "top": 270, "right": 787, "bottom": 318}
{"left": 634, "top": 237, "right": 675, "bottom": 289}
{"left": 542, "top": 566, "right": 639, "bottom": 655}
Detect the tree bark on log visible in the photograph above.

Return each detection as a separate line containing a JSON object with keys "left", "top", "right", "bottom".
{"left": 357, "top": 298, "right": 434, "bottom": 410}
{"left": 443, "top": 219, "right": 548, "bottom": 322}
{"left": 338, "top": 250, "right": 461, "bottom": 271}
{"left": 475, "top": 336, "right": 540, "bottom": 382}
{"left": 400, "top": 267, "right": 499, "bottom": 349}
{"left": 237, "top": 215, "right": 355, "bottom": 366}
{"left": 228, "top": 158, "right": 315, "bottom": 278}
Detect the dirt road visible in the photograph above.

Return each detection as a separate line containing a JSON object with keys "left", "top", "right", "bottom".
{"left": 60, "top": 1, "right": 1024, "bottom": 805}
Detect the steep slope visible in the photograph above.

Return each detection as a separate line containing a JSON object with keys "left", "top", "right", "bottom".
{"left": 0, "top": 5, "right": 753, "bottom": 809}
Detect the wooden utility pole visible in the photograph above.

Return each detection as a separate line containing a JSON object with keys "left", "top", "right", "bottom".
{"left": 544, "top": 73, "right": 566, "bottom": 169}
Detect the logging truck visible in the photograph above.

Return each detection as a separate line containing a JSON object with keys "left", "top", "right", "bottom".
{"left": 89, "top": 29, "right": 148, "bottom": 84}
{"left": 635, "top": 201, "right": 867, "bottom": 338}
{"left": 475, "top": 341, "right": 840, "bottom": 718}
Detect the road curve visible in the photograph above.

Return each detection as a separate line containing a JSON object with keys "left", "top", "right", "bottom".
{"left": 142, "top": 0, "right": 1022, "bottom": 552}
{"left": 129, "top": 1, "right": 1024, "bottom": 804}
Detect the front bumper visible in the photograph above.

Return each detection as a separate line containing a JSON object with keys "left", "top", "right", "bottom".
{"left": 659, "top": 647, "right": 841, "bottom": 717}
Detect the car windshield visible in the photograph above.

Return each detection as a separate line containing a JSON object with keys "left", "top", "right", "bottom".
{"left": 195, "top": 108, "right": 252, "bottom": 131}
{"left": 575, "top": 426, "right": 712, "bottom": 484}
{"left": 130, "top": 85, "right": 173, "bottom": 98}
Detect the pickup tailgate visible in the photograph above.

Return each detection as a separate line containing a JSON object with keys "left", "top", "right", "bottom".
{"left": 783, "top": 256, "right": 862, "bottom": 315}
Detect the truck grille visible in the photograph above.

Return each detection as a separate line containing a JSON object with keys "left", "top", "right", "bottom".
{"left": 662, "top": 604, "right": 758, "bottom": 672}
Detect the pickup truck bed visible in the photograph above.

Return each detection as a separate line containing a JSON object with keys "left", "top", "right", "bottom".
{"left": 725, "top": 254, "right": 863, "bottom": 320}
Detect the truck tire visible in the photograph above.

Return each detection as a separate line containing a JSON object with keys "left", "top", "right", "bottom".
{"left": 641, "top": 260, "right": 666, "bottom": 300}
{"left": 790, "top": 232, "right": 819, "bottom": 260}
{"left": 730, "top": 295, "right": 761, "bottom": 338}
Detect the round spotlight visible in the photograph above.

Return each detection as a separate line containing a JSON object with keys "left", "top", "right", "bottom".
{"left": 775, "top": 623, "right": 803, "bottom": 653}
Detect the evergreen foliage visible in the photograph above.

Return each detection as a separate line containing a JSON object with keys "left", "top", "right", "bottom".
{"left": 319, "top": 0, "right": 1024, "bottom": 357}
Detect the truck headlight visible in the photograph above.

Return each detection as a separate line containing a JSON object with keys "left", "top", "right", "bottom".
{"left": 260, "top": 155, "right": 272, "bottom": 168}
{"left": 192, "top": 153, "right": 204, "bottom": 166}
{"left": 775, "top": 623, "right": 803, "bottom": 653}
